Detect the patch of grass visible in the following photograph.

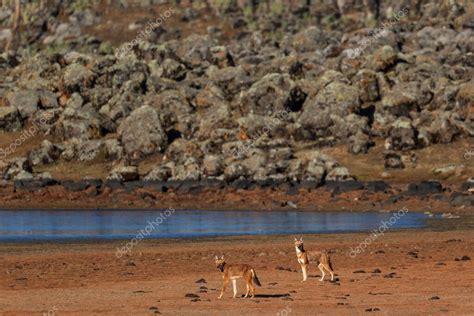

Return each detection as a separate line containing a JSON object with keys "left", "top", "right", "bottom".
{"left": 320, "top": 138, "right": 473, "bottom": 184}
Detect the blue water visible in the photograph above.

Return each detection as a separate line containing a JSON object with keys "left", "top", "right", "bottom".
{"left": 0, "top": 209, "right": 439, "bottom": 242}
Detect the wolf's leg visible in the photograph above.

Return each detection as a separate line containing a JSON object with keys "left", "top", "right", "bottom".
{"left": 218, "top": 278, "right": 229, "bottom": 299}
{"left": 250, "top": 282, "right": 255, "bottom": 298}
{"left": 327, "top": 266, "right": 334, "bottom": 281}
{"left": 244, "top": 283, "right": 250, "bottom": 298}
{"left": 301, "top": 264, "right": 308, "bottom": 282}
{"left": 318, "top": 263, "right": 326, "bottom": 281}
{"left": 232, "top": 279, "right": 237, "bottom": 298}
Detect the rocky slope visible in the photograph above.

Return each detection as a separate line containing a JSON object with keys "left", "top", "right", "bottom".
{"left": 0, "top": 0, "right": 472, "bottom": 209}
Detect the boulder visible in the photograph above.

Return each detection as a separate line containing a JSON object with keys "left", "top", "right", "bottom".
{"left": 62, "top": 63, "right": 95, "bottom": 93}
{"left": 144, "top": 165, "right": 173, "bottom": 181}
{"left": 303, "top": 160, "right": 326, "bottom": 183}
{"left": 38, "top": 90, "right": 59, "bottom": 109}
{"left": 2, "top": 158, "right": 32, "bottom": 180}
{"left": 367, "top": 181, "right": 390, "bottom": 192}
{"left": 384, "top": 150, "right": 405, "bottom": 169}
{"left": 28, "top": 140, "right": 62, "bottom": 166}
{"left": 118, "top": 105, "right": 167, "bottom": 159}
{"left": 171, "top": 157, "right": 201, "bottom": 181}
{"left": 76, "top": 140, "right": 104, "bottom": 161}
{"left": 0, "top": 106, "right": 21, "bottom": 131}
{"left": 13, "top": 170, "right": 34, "bottom": 181}
{"left": 165, "top": 138, "right": 203, "bottom": 164}
{"left": 382, "top": 83, "right": 420, "bottom": 117}
{"left": 197, "top": 104, "right": 234, "bottom": 140}
{"left": 7, "top": 90, "right": 39, "bottom": 119}
{"left": 370, "top": 45, "right": 397, "bottom": 71}
{"left": 405, "top": 181, "right": 443, "bottom": 195}
{"left": 326, "top": 166, "right": 355, "bottom": 182}
{"left": 325, "top": 180, "right": 364, "bottom": 192}
{"left": 450, "top": 194, "right": 474, "bottom": 208}
{"left": 238, "top": 73, "right": 296, "bottom": 115}
{"left": 429, "top": 111, "right": 460, "bottom": 143}
{"left": 108, "top": 165, "right": 139, "bottom": 182}
{"left": 224, "top": 162, "right": 246, "bottom": 182}
{"left": 355, "top": 69, "right": 380, "bottom": 102}
{"left": 104, "top": 139, "right": 124, "bottom": 160}
{"left": 203, "top": 155, "right": 224, "bottom": 177}
{"left": 348, "top": 132, "right": 374, "bottom": 154}
{"left": 461, "top": 177, "right": 474, "bottom": 192}
{"left": 387, "top": 118, "right": 417, "bottom": 150}
{"left": 207, "top": 66, "right": 252, "bottom": 97}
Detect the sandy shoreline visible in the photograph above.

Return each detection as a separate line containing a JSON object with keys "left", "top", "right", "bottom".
{"left": 1, "top": 231, "right": 473, "bottom": 315}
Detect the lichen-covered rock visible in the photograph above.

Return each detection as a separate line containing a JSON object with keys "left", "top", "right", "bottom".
{"left": 203, "top": 155, "right": 223, "bottom": 177}
{"left": 387, "top": 118, "right": 417, "bottom": 150}
{"left": 77, "top": 140, "right": 104, "bottom": 162}
{"left": 300, "top": 78, "right": 360, "bottom": 121}
{"left": 0, "top": 106, "right": 21, "bottom": 131}
{"left": 62, "top": 63, "right": 95, "bottom": 93}
{"left": 384, "top": 151, "right": 405, "bottom": 169}
{"left": 197, "top": 104, "right": 234, "bottom": 140}
{"left": 118, "top": 105, "right": 166, "bottom": 159}
{"left": 105, "top": 139, "right": 123, "bottom": 161}
{"left": 7, "top": 90, "right": 39, "bottom": 119}
{"left": 304, "top": 160, "right": 326, "bottom": 183}
{"left": 207, "top": 66, "right": 251, "bottom": 97}
{"left": 238, "top": 73, "right": 296, "bottom": 115}
{"left": 224, "top": 162, "right": 246, "bottom": 182}
{"left": 355, "top": 69, "right": 380, "bottom": 102}
{"left": 2, "top": 158, "right": 32, "bottom": 180}
{"left": 144, "top": 164, "right": 173, "bottom": 181}
{"left": 171, "top": 157, "right": 201, "bottom": 181}
{"left": 371, "top": 45, "right": 397, "bottom": 71}
{"left": 107, "top": 165, "right": 139, "bottom": 181}
{"left": 429, "top": 111, "right": 461, "bottom": 143}
{"left": 326, "top": 166, "right": 355, "bottom": 181}
{"left": 148, "top": 89, "right": 194, "bottom": 138}
{"left": 38, "top": 90, "right": 59, "bottom": 109}
{"left": 165, "top": 138, "right": 203, "bottom": 164}
{"left": 348, "top": 132, "right": 374, "bottom": 154}
{"left": 28, "top": 140, "right": 62, "bottom": 166}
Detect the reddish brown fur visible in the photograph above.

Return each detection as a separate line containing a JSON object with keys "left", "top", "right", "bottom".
{"left": 215, "top": 256, "right": 261, "bottom": 299}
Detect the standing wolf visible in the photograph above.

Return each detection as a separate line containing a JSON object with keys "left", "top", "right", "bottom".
{"left": 294, "top": 237, "right": 334, "bottom": 282}
{"left": 215, "top": 255, "right": 261, "bottom": 299}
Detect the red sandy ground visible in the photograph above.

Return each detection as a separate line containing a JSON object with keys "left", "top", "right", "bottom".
{"left": 0, "top": 231, "right": 473, "bottom": 315}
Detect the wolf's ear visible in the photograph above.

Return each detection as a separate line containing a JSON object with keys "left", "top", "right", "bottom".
{"left": 294, "top": 237, "right": 298, "bottom": 242}
{"left": 214, "top": 255, "right": 218, "bottom": 260}
{"left": 300, "top": 236, "right": 303, "bottom": 241}
{"left": 221, "top": 255, "right": 225, "bottom": 260}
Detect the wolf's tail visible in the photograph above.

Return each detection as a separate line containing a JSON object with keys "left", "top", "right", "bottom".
{"left": 251, "top": 269, "right": 262, "bottom": 287}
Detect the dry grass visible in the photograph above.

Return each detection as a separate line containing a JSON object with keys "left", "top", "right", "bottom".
{"left": 321, "top": 137, "right": 473, "bottom": 184}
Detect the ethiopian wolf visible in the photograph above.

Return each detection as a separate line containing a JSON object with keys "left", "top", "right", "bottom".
{"left": 294, "top": 237, "right": 334, "bottom": 282}
{"left": 214, "top": 255, "right": 261, "bottom": 299}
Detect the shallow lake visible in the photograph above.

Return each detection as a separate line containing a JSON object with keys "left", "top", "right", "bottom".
{"left": 0, "top": 209, "right": 449, "bottom": 242}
